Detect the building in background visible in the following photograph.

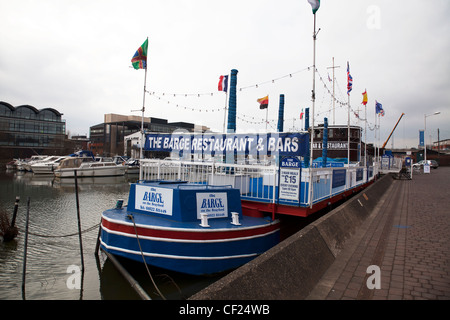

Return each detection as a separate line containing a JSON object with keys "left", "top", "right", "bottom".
{"left": 90, "top": 113, "right": 208, "bottom": 157}
{"left": 432, "top": 138, "right": 450, "bottom": 153}
{"left": 0, "top": 101, "right": 66, "bottom": 159}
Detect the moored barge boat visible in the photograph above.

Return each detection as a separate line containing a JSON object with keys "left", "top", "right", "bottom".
{"left": 100, "top": 180, "right": 280, "bottom": 276}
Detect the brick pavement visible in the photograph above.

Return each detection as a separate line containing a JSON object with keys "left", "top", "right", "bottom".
{"left": 307, "top": 167, "right": 450, "bottom": 300}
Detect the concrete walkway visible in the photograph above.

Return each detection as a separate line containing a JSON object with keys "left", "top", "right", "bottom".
{"left": 307, "top": 167, "right": 450, "bottom": 300}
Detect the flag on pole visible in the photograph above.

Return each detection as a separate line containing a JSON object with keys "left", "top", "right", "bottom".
{"left": 218, "top": 75, "right": 229, "bottom": 92}
{"left": 300, "top": 109, "right": 304, "bottom": 120}
{"left": 307, "top": 0, "right": 320, "bottom": 14}
{"left": 131, "top": 38, "right": 148, "bottom": 70}
{"left": 257, "top": 96, "right": 269, "bottom": 109}
{"left": 362, "top": 90, "right": 368, "bottom": 105}
{"left": 347, "top": 62, "right": 353, "bottom": 95}
{"left": 375, "top": 100, "right": 384, "bottom": 116}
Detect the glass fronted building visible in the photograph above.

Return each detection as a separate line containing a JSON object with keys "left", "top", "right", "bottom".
{"left": 0, "top": 101, "right": 66, "bottom": 158}
{"left": 89, "top": 113, "right": 205, "bottom": 157}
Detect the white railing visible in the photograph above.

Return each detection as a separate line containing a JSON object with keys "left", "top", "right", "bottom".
{"left": 139, "top": 159, "right": 377, "bottom": 208}
{"left": 140, "top": 159, "right": 278, "bottom": 204}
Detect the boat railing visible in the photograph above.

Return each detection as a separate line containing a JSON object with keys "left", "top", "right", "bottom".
{"left": 139, "top": 159, "right": 377, "bottom": 208}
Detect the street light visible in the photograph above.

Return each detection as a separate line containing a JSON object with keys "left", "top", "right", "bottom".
{"left": 424, "top": 111, "right": 440, "bottom": 162}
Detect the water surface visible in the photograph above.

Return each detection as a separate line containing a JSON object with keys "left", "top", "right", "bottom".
{"left": 0, "top": 170, "right": 221, "bottom": 300}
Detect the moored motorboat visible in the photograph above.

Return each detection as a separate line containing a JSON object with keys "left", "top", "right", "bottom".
{"left": 99, "top": 180, "right": 280, "bottom": 275}
{"left": 18, "top": 155, "right": 49, "bottom": 172}
{"left": 31, "top": 156, "right": 68, "bottom": 174}
{"left": 54, "top": 157, "right": 126, "bottom": 178}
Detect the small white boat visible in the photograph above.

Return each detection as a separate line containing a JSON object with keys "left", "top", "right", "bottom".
{"left": 54, "top": 157, "right": 126, "bottom": 178}
{"left": 17, "top": 155, "right": 49, "bottom": 171}
{"left": 6, "top": 159, "right": 19, "bottom": 170}
{"left": 124, "top": 158, "right": 140, "bottom": 174}
{"left": 31, "top": 156, "right": 68, "bottom": 174}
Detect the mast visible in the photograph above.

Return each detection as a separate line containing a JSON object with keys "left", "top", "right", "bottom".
{"left": 310, "top": 13, "right": 320, "bottom": 168}
{"left": 327, "top": 57, "right": 340, "bottom": 125}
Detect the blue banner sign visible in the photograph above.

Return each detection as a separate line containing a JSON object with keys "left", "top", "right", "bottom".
{"left": 144, "top": 132, "right": 310, "bottom": 157}
{"left": 332, "top": 169, "right": 346, "bottom": 188}
{"left": 280, "top": 156, "right": 301, "bottom": 168}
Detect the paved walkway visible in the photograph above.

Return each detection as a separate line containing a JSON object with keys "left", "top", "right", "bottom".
{"left": 307, "top": 167, "right": 450, "bottom": 300}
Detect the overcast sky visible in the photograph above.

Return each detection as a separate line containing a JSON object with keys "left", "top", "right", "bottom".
{"left": 1, "top": 0, "right": 449, "bottom": 149}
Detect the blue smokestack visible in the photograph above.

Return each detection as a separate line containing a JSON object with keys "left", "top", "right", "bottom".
{"left": 227, "top": 69, "right": 238, "bottom": 133}
{"left": 304, "top": 107, "right": 310, "bottom": 131}
{"left": 277, "top": 94, "right": 285, "bottom": 132}
{"left": 322, "top": 117, "right": 328, "bottom": 167}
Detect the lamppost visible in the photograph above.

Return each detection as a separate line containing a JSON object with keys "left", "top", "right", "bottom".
{"left": 424, "top": 111, "right": 440, "bottom": 162}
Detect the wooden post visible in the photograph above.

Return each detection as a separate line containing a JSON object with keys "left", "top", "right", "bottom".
{"left": 74, "top": 170, "right": 85, "bottom": 272}
{"left": 10, "top": 196, "right": 20, "bottom": 229}
{"left": 21, "top": 197, "right": 30, "bottom": 300}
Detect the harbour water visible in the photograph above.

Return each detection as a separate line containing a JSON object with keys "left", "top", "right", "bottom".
{"left": 0, "top": 170, "right": 223, "bottom": 300}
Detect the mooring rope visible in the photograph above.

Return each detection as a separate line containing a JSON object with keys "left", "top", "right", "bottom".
{"left": 128, "top": 214, "right": 166, "bottom": 300}
{"left": 28, "top": 223, "right": 100, "bottom": 238}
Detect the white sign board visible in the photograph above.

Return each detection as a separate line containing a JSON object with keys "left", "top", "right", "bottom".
{"left": 135, "top": 185, "right": 173, "bottom": 216}
{"left": 196, "top": 192, "right": 228, "bottom": 219}
{"left": 423, "top": 163, "right": 430, "bottom": 174}
{"left": 279, "top": 157, "right": 301, "bottom": 201}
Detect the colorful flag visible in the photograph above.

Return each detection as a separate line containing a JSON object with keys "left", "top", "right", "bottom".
{"left": 131, "top": 38, "right": 148, "bottom": 70}
{"left": 347, "top": 62, "right": 353, "bottom": 95}
{"left": 362, "top": 90, "right": 368, "bottom": 105}
{"left": 257, "top": 96, "right": 269, "bottom": 109}
{"left": 218, "top": 75, "right": 228, "bottom": 92}
{"left": 307, "top": 0, "right": 320, "bottom": 14}
{"left": 300, "top": 109, "right": 304, "bottom": 120}
{"left": 375, "top": 100, "right": 384, "bottom": 116}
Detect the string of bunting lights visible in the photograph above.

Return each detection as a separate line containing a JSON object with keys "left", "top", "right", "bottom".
{"left": 315, "top": 67, "right": 379, "bottom": 131}
{"left": 146, "top": 65, "right": 378, "bottom": 130}
{"left": 147, "top": 91, "right": 278, "bottom": 126}
{"left": 146, "top": 66, "right": 312, "bottom": 97}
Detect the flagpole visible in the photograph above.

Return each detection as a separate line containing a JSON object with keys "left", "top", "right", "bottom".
{"left": 265, "top": 106, "right": 268, "bottom": 131}
{"left": 365, "top": 100, "right": 367, "bottom": 166}
{"left": 310, "top": 12, "right": 318, "bottom": 169}
{"left": 347, "top": 90, "right": 350, "bottom": 165}
{"left": 374, "top": 103, "right": 377, "bottom": 164}
{"left": 308, "top": 11, "right": 319, "bottom": 208}
{"left": 222, "top": 90, "right": 228, "bottom": 133}
{"left": 140, "top": 43, "right": 148, "bottom": 160}
{"left": 378, "top": 113, "right": 381, "bottom": 162}
{"left": 357, "top": 100, "right": 361, "bottom": 163}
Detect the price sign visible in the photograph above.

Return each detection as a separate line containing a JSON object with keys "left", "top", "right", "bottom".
{"left": 279, "top": 156, "right": 301, "bottom": 201}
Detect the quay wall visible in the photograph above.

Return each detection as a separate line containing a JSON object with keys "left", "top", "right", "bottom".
{"left": 190, "top": 174, "right": 394, "bottom": 300}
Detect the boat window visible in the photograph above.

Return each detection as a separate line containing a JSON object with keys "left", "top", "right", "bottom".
{"left": 328, "top": 129, "right": 333, "bottom": 138}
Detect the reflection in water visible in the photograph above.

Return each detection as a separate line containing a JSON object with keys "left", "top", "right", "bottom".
{"left": 0, "top": 171, "right": 222, "bottom": 300}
